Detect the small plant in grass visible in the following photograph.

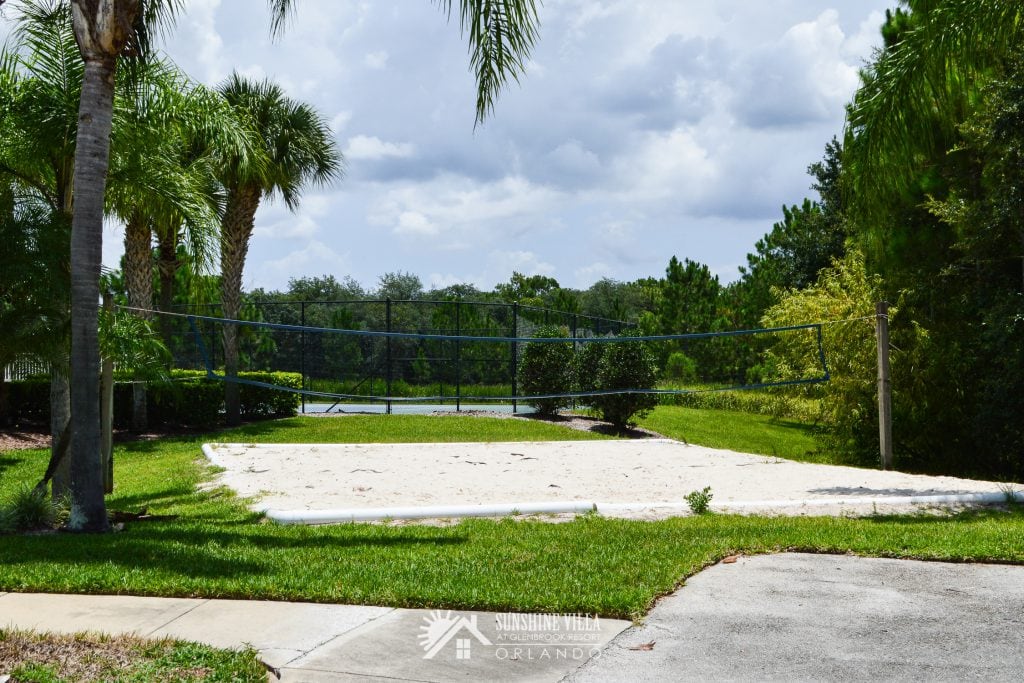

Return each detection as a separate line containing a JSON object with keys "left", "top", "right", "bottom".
{"left": 1, "top": 485, "right": 64, "bottom": 532}
{"left": 518, "top": 325, "right": 575, "bottom": 415}
{"left": 685, "top": 486, "right": 714, "bottom": 514}
{"left": 999, "top": 483, "right": 1021, "bottom": 506}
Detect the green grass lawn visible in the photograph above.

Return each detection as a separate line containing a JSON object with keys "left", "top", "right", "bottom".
{"left": 2, "top": 414, "right": 1022, "bottom": 621}
{"left": 639, "top": 405, "right": 831, "bottom": 463}
{"left": 219, "top": 413, "right": 612, "bottom": 444}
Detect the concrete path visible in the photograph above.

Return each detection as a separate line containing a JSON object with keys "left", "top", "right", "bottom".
{"left": 569, "top": 554, "right": 1024, "bottom": 682}
{"left": 3, "top": 555, "right": 1023, "bottom": 681}
{"left": 0, "top": 593, "right": 630, "bottom": 681}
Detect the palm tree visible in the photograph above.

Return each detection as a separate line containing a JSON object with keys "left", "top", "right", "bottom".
{"left": 2, "top": 0, "right": 88, "bottom": 501}
{"left": 54, "top": 0, "right": 540, "bottom": 530}
{"left": 215, "top": 74, "right": 342, "bottom": 425}
{"left": 844, "top": 1, "right": 1023, "bottom": 223}
{"left": 107, "top": 58, "right": 250, "bottom": 430}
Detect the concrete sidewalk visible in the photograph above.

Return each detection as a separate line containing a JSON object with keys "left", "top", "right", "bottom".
{"left": 4, "top": 554, "right": 1024, "bottom": 681}
{"left": 0, "top": 592, "right": 630, "bottom": 681}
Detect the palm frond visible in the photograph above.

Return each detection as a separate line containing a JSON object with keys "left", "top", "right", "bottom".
{"left": 844, "top": 0, "right": 1024, "bottom": 223}
{"left": 267, "top": 0, "right": 294, "bottom": 40}
{"left": 438, "top": 0, "right": 541, "bottom": 125}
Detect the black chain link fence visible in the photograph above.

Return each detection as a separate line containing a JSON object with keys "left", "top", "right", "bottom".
{"left": 163, "top": 299, "right": 632, "bottom": 413}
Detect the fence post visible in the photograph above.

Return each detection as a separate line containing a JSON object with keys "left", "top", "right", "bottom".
{"left": 101, "top": 291, "right": 114, "bottom": 494}
{"left": 571, "top": 313, "right": 578, "bottom": 412}
{"left": 511, "top": 302, "right": 518, "bottom": 414}
{"left": 455, "top": 299, "right": 462, "bottom": 412}
{"left": 386, "top": 298, "right": 392, "bottom": 415}
{"left": 876, "top": 301, "right": 893, "bottom": 470}
{"left": 300, "top": 301, "right": 306, "bottom": 415}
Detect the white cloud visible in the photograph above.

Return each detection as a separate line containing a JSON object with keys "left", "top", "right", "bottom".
{"left": 177, "top": 0, "right": 228, "bottom": 83}
{"left": 253, "top": 214, "right": 319, "bottom": 239}
{"left": 395, "top": 211, "right": 438, "bottom": 236}
{"left": 363, "top": 50, "right": 389, "bottom": 69}
{"left": 610, "top": 127, "right": 717, "bottom": 202}
{"left": 573, "top": 261, "right": 613, "bottom": 285}
{"left": 330, "top": 111, "right": 353, "bottom": 134}
{"left": 488, "top": 250, "right": 556, "bottom": 278}
{"left": 369, "top": 174, "right": 564, "bottom": 241}
{"left": 254, "top": 240, "right": 350, "bottom": 290}
{"left": 345, "top": 135, "right": 415, "bottom": 160}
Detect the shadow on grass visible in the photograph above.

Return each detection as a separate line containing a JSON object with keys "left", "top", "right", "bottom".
{"left": 137, "top": 524, "right": 468, "bottom": 551}
{"left": 0, "top": 519, "right": 468, "bottom": 582}
{"left": 861, "top": 505, "right": 1024, "bottom": 525}
{"left": 109, "top": 484, "right": 202, "bottom": 511}
{"left": 0, "top": 454, "right": 25, "bottom": 477}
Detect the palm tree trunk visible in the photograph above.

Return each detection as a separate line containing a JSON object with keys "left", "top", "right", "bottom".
{"left": 220, "top": 185, "right": 260, "bottom": 426}
{"left": 155, "top": 225, "right": 179, "bottom": 346}
{"left": 67, "top": 54, "right": 116, "bottom": 532}
{"left": 49, "top": 367, "right": 71, "bottom": 501}
{"left": 124, "top": 210, "right": 151, "bottom": 431}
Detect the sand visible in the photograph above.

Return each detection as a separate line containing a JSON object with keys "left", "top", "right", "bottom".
{"left": 201, "top": 439, "right": 1019, "bottom": 521}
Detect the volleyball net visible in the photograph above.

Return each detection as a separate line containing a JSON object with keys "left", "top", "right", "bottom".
{"left": 140, "top": 301, "right": 829, "bottom": 408}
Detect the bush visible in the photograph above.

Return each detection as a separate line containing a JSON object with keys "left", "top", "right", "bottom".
{"left": 5, "top": 370, "right": 300, "bottom": 430}
{"left": 238, "top": 371, "right": 302, "bottom": 418}
{"left": 146, "top": 372, "right": 225, "bottom": 429}
{"left": 578, "top": 331, "right": 659, "bottom": 428}
{"left": 1, "top": 377, "right": 50, "bottom": 425}
{"left": 518, "top": 326, "right": 575, "bottom": 415}
{"left": 573, "top": 341, "right": 606, "bottom": 394}
{"left": 124, "top": 369, "right": 301, "bottom": 428}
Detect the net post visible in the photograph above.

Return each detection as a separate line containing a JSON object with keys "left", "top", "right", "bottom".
{"left": 386, "top": 298, "right": 392, "bottom": 415}
{"left": 876, "top": 301, "right": 893, "bottom": 470}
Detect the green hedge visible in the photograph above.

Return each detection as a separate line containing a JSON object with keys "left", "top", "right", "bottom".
{"left": 657, "top": 386, "right": 819, "bottom": 423}
{"left": 1, "top": 371, "right": 300, "bottom": 429}
{"left": 1, "top": 377, "right": 51, "bottom": 425}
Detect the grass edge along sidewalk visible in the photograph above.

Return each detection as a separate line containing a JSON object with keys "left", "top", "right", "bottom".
{"left": 0, "top": 628, "right": 266, "bottom": 682}
{"left": 0, "top": 414, "right": 1022, "bottom": 623}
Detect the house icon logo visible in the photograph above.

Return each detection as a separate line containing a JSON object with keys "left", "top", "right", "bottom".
{"left": 418, "top": 610, "right": 492, "bottom": 660}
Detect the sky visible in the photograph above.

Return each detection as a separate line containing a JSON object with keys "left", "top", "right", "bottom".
{"left": 10, "top": 0, "right": 898, "bottom": 294}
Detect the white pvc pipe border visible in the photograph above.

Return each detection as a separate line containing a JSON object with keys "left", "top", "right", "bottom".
{"left": 265, "top": 491, "right": 1024, "bottom": 525}
{"left": 201, "top": 443, "right": 1024, "bottom": 525}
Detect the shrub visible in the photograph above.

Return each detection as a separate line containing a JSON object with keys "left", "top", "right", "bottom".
{"left": 573, "top": 340, "right": 606, "bottom": 394}
{"left": 578, "top": 331, "right": 659, "bottom": 428}
{"left": 238, "top": 371, "right": 302, "bottom": 418}
{"left": 147, "top": 373, "right": 225, "bottom": 429}
{"left": 518, "top": 326, "right": 575, "bottom": 415}
{"left": 4, "top": 370, "right": 299, "bottom": 430}
{"left": 1, "top": 377, "right": 50, "bottom": 425}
